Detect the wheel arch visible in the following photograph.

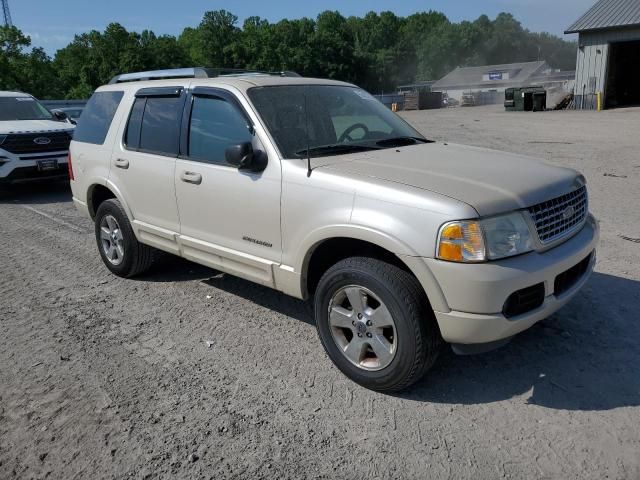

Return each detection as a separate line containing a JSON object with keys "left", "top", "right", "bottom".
{"left": 298, "top": 228, "right": 449, "bottom": 313}
{"left": 86, "top": 180, "right": 134, "bottom": 221}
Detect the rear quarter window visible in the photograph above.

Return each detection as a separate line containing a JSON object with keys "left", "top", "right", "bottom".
{"left": 138, "top": 96, "right": 182, "bottom": 156}
{"left": 73, "top": 91, "right": 124, "bottom": 145}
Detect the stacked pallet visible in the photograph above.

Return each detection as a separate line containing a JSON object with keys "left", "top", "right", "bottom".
{"left": 402, "top": 92, "right": 419, "bottom": 111}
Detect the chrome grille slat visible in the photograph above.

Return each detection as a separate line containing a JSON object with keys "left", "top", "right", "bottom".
{"left": 0, "top": 131, "right": 72, "bottom": 155}
{"left": 528, "top": 186, "right": 588, "bottom": 244}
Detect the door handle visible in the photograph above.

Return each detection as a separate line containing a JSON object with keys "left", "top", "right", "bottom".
{"left": 114, "top": 158, "right": 129, "bottom": 169}
{"left": 180, "top": 171, "right": 202, "bottom": 185}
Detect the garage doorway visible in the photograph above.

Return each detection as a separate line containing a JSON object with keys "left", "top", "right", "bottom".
{"left": 606, "top": 40, "right": 640, "bottom": 108}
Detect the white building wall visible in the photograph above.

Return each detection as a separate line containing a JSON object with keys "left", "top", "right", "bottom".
{"left": 575, "top": 27, "right": 640, "bottom": 109}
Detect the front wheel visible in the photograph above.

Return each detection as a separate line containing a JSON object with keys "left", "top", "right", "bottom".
{"left": 314, "top": 257, "right": 442, "bottom": 392}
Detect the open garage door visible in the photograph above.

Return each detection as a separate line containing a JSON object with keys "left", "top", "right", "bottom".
{"left": 606, "top": 40, "right": 640, "bottom": 109}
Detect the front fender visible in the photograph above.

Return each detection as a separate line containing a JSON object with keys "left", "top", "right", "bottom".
{"left": 292, "top": 225, "right": 450, "bottom": 313}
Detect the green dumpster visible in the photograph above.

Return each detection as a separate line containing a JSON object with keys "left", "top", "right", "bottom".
{"left": 505, "top": 86, "right": 547, "bottom": 112}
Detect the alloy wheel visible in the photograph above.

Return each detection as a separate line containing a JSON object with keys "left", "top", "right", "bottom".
{"left": 328, "top": 285, "right": 397, "bottom": 371}
{"left": 99, "top": 214, "right": 125, "bottom": 266}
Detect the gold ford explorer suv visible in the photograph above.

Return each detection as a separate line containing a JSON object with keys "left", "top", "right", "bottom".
{"left": 70, "top": 68, "right": 598, "bottom": 392}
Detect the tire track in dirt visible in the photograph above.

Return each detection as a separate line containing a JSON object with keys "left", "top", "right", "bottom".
{"left": 1, "top": 179, "right": 639, "bottom": 479}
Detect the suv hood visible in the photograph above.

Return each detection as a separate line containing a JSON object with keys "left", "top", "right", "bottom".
{"left": 314, "top": 142, "right": 583, "bottom": 217}
{"left": 0, "top": 119, "right": 73, "bottom": 134}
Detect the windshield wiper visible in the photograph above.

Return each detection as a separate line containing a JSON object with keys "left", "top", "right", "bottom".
{"left": 375, "top": 136, "right": 430, "bottom": 147}
{"left": 295, "top": 143, "right": 381, "bottom": 158}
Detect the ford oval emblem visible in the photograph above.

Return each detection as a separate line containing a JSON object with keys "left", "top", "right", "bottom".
{"left": 33, "top": 137, "right": 51, "bottom": 145}
{"left": 562, "top": 206, "right": 575, "bottom": 220}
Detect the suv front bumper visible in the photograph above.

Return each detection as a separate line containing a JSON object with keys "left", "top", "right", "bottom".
{"left": 426, "top": 214, "right": 599, "bottom": 345}
{"left": 0, "top": 151, "right": 68, "bottom": 185}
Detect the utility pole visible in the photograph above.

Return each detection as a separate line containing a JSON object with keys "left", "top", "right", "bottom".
{"left": 1, "top": 0, "right": 12, "bottom": 27}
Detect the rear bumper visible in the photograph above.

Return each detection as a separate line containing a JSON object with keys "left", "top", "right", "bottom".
{"left": 428, "top": 214, "right": 599, "bottom": 344}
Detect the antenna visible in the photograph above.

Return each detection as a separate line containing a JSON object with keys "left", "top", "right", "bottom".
{"left": 1, "top": 0, "right": 12, "bottom": 27}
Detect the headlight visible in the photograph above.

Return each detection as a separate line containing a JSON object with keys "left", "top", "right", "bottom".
{"left": 481, "top": 212, "right": 533, "bottom": 260}
{"left": 437, "top": 212, "right": 533, "bottom": 262}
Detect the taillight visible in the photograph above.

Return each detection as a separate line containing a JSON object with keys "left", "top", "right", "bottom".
{"left": 67, "top": 152, "right": 75, "bottom": 181}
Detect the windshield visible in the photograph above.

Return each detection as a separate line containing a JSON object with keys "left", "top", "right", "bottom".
{"left": 248, "top": 85, "right": 428, "bottom": 159}
{"left": 0, "top": 97, "right": 53, "bottom": 121}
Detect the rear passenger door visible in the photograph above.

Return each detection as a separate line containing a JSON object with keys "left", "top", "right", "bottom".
{"left": 110, "top": 86, "right": 186, "bottom": 253}
{"left": 174, "top": 87, "right": 282, "bottom": 287}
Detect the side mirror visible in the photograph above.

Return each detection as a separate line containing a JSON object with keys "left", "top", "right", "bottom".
{"left": 225, "top": 142, "right": 267, "bottom": 172}
{"left": 52, "top": 110, "right": 68, "bottom": 122}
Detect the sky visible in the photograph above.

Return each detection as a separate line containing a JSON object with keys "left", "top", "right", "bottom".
{"left": 10, "top": 0, "right": 596, "bottom": 56}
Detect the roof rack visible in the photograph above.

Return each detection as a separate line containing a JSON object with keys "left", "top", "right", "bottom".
{"left": 108, "top": 67, "right": 301, "bottom": 84}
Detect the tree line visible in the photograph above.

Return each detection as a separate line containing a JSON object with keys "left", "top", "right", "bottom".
{"left": 0, "top": 9, "right": 577, "bottom": 99}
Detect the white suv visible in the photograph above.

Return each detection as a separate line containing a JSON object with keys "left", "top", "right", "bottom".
{"left": 70, "top": 68, "right": 598, "bottom": 391}
{"left": 0, "top": 91, "right": 74, "bottom": 186}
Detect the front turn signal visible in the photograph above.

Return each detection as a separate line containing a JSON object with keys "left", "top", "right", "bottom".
{"left": 437, "top": 221, "right": 486, "bottom": 262}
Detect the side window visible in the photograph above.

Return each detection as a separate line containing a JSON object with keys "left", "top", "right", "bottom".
{"left": 124, "top": 89, "right": 183, "bottom": 157}
{"left": 140, "top": 96, "right": 183, "bottom": 156}
{"left": 124, "top": 98, "right": 145, "bottom": 150}
{"left": 188, "top": 95, "right": 253, "bottom": 164}
{"left": 73, "top": 91, "right": 124, "bottom": 145}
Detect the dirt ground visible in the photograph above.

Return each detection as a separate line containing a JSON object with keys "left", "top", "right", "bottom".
{"left": 1, "top": 105, "right": 639, "bottom": 480}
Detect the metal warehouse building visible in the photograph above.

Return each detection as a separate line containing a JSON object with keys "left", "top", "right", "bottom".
{"left": 567, "top": 0, "right": 640, "bottom": 109}
{"left": 431, "top": 61, "right": 549, "bottom": 104}
{"left": 430, "top": 61, "right": 575, "bottom": 107}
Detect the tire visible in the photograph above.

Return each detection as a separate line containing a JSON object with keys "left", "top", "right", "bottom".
{"left": 94, "top": 199, "right": 158, "bottom": 278}
{"left": 314, "top": 257, "right": 442, "bottom": 392}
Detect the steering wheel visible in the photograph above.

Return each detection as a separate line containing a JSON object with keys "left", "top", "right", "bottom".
{"left": 338, "top": 123, "right": 370, "bottom": 143}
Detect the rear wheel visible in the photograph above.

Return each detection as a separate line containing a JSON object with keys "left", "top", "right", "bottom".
{"left": 314, "top": 257, "right": 442, "bottom": 392}
{"left": 94, "top": 199, "right": 158, "bottom": 278}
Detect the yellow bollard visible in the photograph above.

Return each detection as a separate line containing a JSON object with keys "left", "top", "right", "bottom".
{"left": 391, "top": 102, "right": 398, "bottom": 112}
{"left": 597, "top": 91, "right": 602, "bottom": 111}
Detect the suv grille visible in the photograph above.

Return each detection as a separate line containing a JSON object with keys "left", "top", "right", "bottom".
{"left": 528, "top": 186, "right": 588, "bottom": 244}
{"left": 0, "top": 131, "right": 72, "bottom": 155}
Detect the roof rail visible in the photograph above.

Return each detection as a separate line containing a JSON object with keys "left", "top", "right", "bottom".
{"left": 108, "top": 67, "right": 301, "bottom": 84}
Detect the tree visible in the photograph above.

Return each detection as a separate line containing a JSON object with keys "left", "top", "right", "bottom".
{"left": 140, "top": 30, "right": 188, "bottom": 70}
{"left": 310, "top": 11, "right": 356, "bottom": 82}
{"left": 198, "top": 10, "right": 240, "bottom": 67}
{"left": 2, "top": 10, "right": 579, "bottom": 99}
{"left": 0, "top": 26, "right": 60, "bottom": 98}
{"left": 178, "top": 27, "right": 206, "bottom": 65}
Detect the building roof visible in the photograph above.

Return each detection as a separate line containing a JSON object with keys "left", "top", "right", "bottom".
{"left": 565, "top": 0, "right": 640, "bottom": 34}
{"left": 432, "top": 61, "right": 548, "bottom": 91}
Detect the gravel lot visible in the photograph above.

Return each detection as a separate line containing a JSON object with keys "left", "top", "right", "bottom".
{"left": 1, "top": 105, "right": 639, "bottom": 479}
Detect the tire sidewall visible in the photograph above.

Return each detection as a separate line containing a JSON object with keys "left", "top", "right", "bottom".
{"left": 94, "top": 199, "right": 138, "bottom": 277}
{"left": 315, "top": 263, "right": 422, "bottom": 390}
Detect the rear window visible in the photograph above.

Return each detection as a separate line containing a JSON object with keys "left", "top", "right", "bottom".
{"left": 124, "top": 98, "right": 145, "bottom": 149}
{"left": 138, "top": 96, "right": 182, "bottom": 156}
{"left": 124, "top": 92, "right": 183, "bottom": 157}
{"left": 73, "top": 91, "right": 124, "bottom": 145}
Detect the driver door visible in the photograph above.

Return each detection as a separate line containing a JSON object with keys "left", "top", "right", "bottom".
{"left": 174, "top": 87, "right": 282, "bottom": 287}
